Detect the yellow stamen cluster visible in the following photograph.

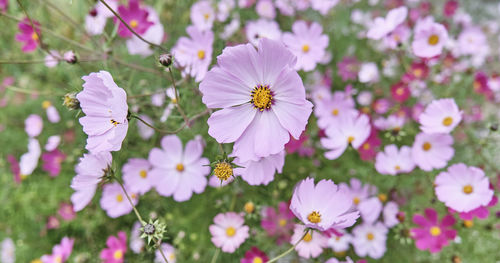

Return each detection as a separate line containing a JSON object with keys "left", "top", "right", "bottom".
{"left": 176, "top": 163, "right": 185, "bottom": 172}
{"left": 366, "top": 232, "right": 375, "bottom": 241}
{"left": 307, "top": 211, "right": 322, "bottom": 223}
{"left": 226, "top": 226, "right": 236, "bottom": 237}
{"left": 251, "top": 85, "right": 272, "bottom": 111}
{"left": 116, "top": 194, "right": 124, "bottom": 202}
{"left": 139, "top": 170, "right": 147, "bottom": 178}
{"left": 353, "top": 197, "right": 360, "bottom": 205}
{"left": 442, "top": 117, "right": 453, "bottom": 126}
{"left": 113, "top": 250, "right": 123, "bottom": 260}
{"left": 110, "top": 119, "right": 120, "bottom": 126}
{"left": 303, "top": 232, "right": 313, "bottom": 242}
{"left": 429, "top": 226, "right": 441, "bottom": 236}
{"left": 302, "top": 44, "right": 310, "bottom": 53}
{"left": 253, "top": 257, "right": 264, "bottom": 263}
{"left": 244, "top": 202, "right": 255, "bottom": 214}
{"left": 31, "top": 32, "right": 39, "bottom": 41}
{"left": 347, "top": 136, "right": 355, "bottom": 144}
{"left": 463, "top": 185, "right": 473, "bottom": 194}
{"left": 422, "top": 142, "right": 432, "bottom": 151}
{"left": 197, "top": 50, "right": 206, "bottom": 60}
{"left": 42, "top": 100, "right": 52, "bottom": 109}
{"left": 428, "top": 34, "right": 439, "bottom": 45}
{"left": 214, "top": 162, "right": 233, "bottom": 181}
{"left": 130, "top": 19, "right": 138, "bottom": 29}
{"left": 332, "top": 108, "right": 339, "bottom": 116}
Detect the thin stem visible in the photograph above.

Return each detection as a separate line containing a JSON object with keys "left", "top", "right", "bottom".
{"left": 98, "top": 0, "right": 168, "bottom": 53}
{"left": 157, "top": 240, "right": 170, "bottom": 263}
{"left": 115, "top": 177, "right": 144, "bottom": 223}
{"left": 131, "top": 109, "right": 209, "bottom": 134}
{"left": 168, "top": 68, "right": 180, "bottom": 103}
{"left": 0, "top": 57, "right": 105, "bottom": 64}
{"left": 111, "top": 57, "right": 165, "bottom": 77}
{"left": 5, "top": 85, "right": 53, "bottom": 95}
{"left": 267, "top": 229, "right": 310, "bottom": 263}
{"left": 209, "top": 248, "right": 220, "bottom": 263}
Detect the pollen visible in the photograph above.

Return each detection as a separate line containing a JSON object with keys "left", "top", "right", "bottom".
{"left": 110, "top": 119, "right": 121, "bottom": 126}
{"left": 139, "top": 170, "right": 147, "bottom": 178}
{"left": 226, "top": 226, "right": 236, "bottom": 237}
{"left": 442, "top": 116, "right": 453, "bottom": 126}
{"left": 413, "top": 68, "right": 423, "bottom": 78}
{"left": 31, "top": 32, "right": 39, "bottom": 41}
{"left": 394, "top": 165, "right": 401, "bottom": 171}
{"left": 253, "top": 257, "right": 263, "bottom": 263}
{"left": 422, "top": 142, "right": 432, "bottom": 151}
{"left": 251, "top": 85, "right": 272, "bottom": 111}
{"left": 463, "top": 185, "right": 473, "bottom": 194}
{"left": 473, "top": 81, "right": 480, "bottom": 91}
{"left": 214, "top": 162, "right": 233, "bottom": 181}
{"left": 279, "top": 219, "right": 287, "bottom": 227}
{"left": 203, "top": 13, "right": 210, "bottom": 20}
{"left": 197, "top": 50, "right": 206, "bottom": 60}
{"left": 307, "top": 211, "right": 321, "bottom": 224}
{"left": 303, "top": 232, "right": 312, "bottom": 242}
{"left": 113, "top": 250, "right": 123, "bottom": 259}
{"left": 42, "top": 100, "right": 52, "bottom": 109}
{"left": 363, "top": 143, "right": 370, "bottom": 150}
{"left": 378, "top": 193, "right": 387, "bottom": 202}
{"left": 353, "top": 197, "right": 360, "bottom": 205}
{"left": 130, "top": 19, "right": 138, "bottom": 29}
{"left": 396, "top": 87, "right": 404, "bottom": 96}
{"left": 332, "top": 108, "right": 339, "bottom": 116}
{"left": 116, "top": 194, "right": 123, "bottom": 202}
{"left": 463, "top": 220, "right": 473, "bottom": 228}
{"left": 176, "top": 163, "right": 185, "bottom": 172}
{"left": 428, "top": 34, "right": 439, "bottom": 45}
{"left": 429, "top": 226, "right": 441, "bottom": 236}
{"left": 347, "top": 136, "right": 355, "bottom": 143}
{"left": 302, "top": 44, "right": 310, "bottom": 53}
{"left": 366, "top": 232, "right": 375, "bottom": 241}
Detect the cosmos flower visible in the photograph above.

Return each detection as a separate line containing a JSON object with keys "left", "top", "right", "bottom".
{"left": 315, "top": 91, "right": 357, "bottom": 130}
{"left": 366, "top": 6, "right": 407, "bottom": 40}
{"left": 435, "top": 163, "right": 494, "bottom": 213}
{"left": 15, "top": 18, "right": 41, "bottom": 53}
{"left": 209, "top": 212, "right": 249, "bottom": 253}
{"left": 136, "top": 114, "right": 155, "bottom": 139}
{"left": 42, "top": 101, "right": 60, "bottom": 123}
{"left": 0, "top": 0, "right": 7, "bottom": 12}
{"left": 320, "top": 113, "right": 371, "bottom": 160}
{"left": 358, "top": 129, "right": 381, "bottom": 161}
{"left": 285, "top": 132, "right": 314, "bottom": 157}
{"left": 339, "top": 178, "right": 377, "bottom": 209}
{"left": 41, "top": 237, "right": 74, "bottom": 263}
{"left": 130, "top": 221, "right": 144, "bottom": 254}
{"left": 1, "top": 238, "right": 15, "bottom": 263}
{"left": 390, "top": 82, "right": 411, "bottom": 103}
{"left": 410, "top": 208, "right": 456, "bottom": 253}
{"left": 456, "top": 26, "right": 488, "bottom": 57}
{"left": 337, "top": 56, "right": 360, "bottom": 81}
{"left": 122, "top": 158, "right": 153, "bottom": 195}
{"left": 245, "top": 19, "right": 282, "bottom": 46}
{"left": 411, "top": 132, "right": 454, "bottom": 171}
{"left": 148, "top": 135, "right": 210, "bottom": 202}
{"left": 100, "top": 231, "right": 127, "bottom": 263}
{"left": 419, "top": 98, "right": 462, "bottom": 134}
{"left": 200, "top": 38, "right": 313, "bottom": 162}
{"left": 452, "top": 195, "right": 497, "bottom": 221}
{"left": 358, "top": 197, "right": 383, "bottom": 224}
{"left": 58, "top": 203, "right": 76, "bottom": 221}
{"left": 358, "top": 62, "right": 379, "bottom": 83}
{"left": 100, "top": 182, "right": 138, "bottom": 218}
{"left": 311, "top": 0, "right": 338, "bottom": 15}
{"left": 291, "top": 224, "right": 328, "bottom": 259}
{"left": 383, "top": 24, "right": 411, "bottom": 49}
{"left": 172, "top": 25, "right": 214, "bottom": 82}
{"left": 155, "top": 243, "right": 176, "bottom": 263}
{"left": 115, "top": 1, "right": 153, "bottom": 38}
{"left": 351, "top": 222, "right": 388, "bottom": 259}
{"left": 85, "top": 7, "right": 107, "bottom": 36}
{"left": 70, "top": 152, "right": 112, "bottom": 212}
{"left": 282, "top": 20, "right": 329, "bottom": 71}
{"left": 261, "top": 201, "right": 295, "bottom": 245}
{"left": 411, "top": 18, "right": 448, "bottom": 58}
{"left": 19, "top": 138, "right": 41, "bottom": 179}
{"left": 7, "top": 155, "right": 21, "bottom": 184}
{"left": 44, "top": 135, "right": 61, "bottom": 152}
{"left": 256, "top": 0, "right": 275, "bottom": 19}
{"left": 126, "top": 6, "right": 164, "bottom": 57}
{"left": 233, "top": 150, "right": 285, "bottom": 186}
{"left": 375, "top": 145, "right": 415, "bottom": 175}
{"left": 190, "top": 0, "right": 215, "bottom": 31}
{"left": 41, "top": 149, "right": 66, "bottom": 177}
{"left": 290, "top": 178, "right": 359, "bottom": 231}
{"left": 25, "top": 114, "right": 43, "bottom": 137}
{"left": 327, "top": 229, "right": 352, "bottom": 253}
{"left": 383, "top": 201, "right": 400, "bottom": 228}
{"left": 241, "top": 246, "right": 268, "bottom": 263}
{"left": 77, "top": 71, "right": 128, "bottom": 153}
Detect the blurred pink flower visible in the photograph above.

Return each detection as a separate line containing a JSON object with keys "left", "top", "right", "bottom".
{"left": 25, "top": 114, "right": 43, "bottom": 137}
{"left": 256, "top": 0, "right": 275, "bottom": 19}
{"left": 285, "top": 132, "right": 314, "bottom": 157}
{"left": 390, "top": 82, "right": 410, "bottom": 103}
{"left": 209, "top": 212, "right": 249, "bottom": 253}
{"left": 315, "top": 91, "right": 357, "bottom": 130}
{"left": 410, "top": 208, "right": 456, "bottom": 253}
{"left": 245, "top": 19, "right": 282, "bottom": 46}
{"left": 100, "top": 231, "right": 127, "bottom": 263}
{"left": 291, "top": 224, "right": 328, "bottom": 259}
{"left": 261, "top": 202, "right": 295, "bottom": 245}
{"left": 339, "top": 178, "right": 377, "bottom": 209}
{"left": 7, "top": 155, "right": 21, "bottom": 184}
{"left": 358, "top": 129, "right": 381, "bottom": 161}
{"left": 100, "top": 182, "right": 138, "bottom": 218}
{"left": 190, "top": 0, "right": 215, "bottom": 31}
{"left": 337, "top": 56, "right": 359, "bottom": 81}
{"left": 411, "top": 132, "right": 454, "bottom": 171}
{"left": 41, "top": 237, "right": 74, "bottom": 263}
{"left": 234, "top": 150, "right": 285, "bottom": 186}
{"left": 58, "top": 203, "right": 76, "bottom": 221}
{"left": 122, "top": 158, "right": 153, "bottom": 195}
{"left": 352, "top": 222, "right": 388, "bottom": 259}
{"left": 241, "top": 246, "right": 268, "bottom": 263}
{"left": 366, "top": 6, "right": 407, "bottom": 40}
{"left": 375, "top": 145, "right": 415, "bottom": 175}
{"left": 15, "top": 18, "right": 41, "bottom": 52}
{"left": 115, "top": 1, "right": 153, "bottom": 38}
{"left": 0, "top": 0, "right": 7, "bottom": 12}
{"left": 46, "top": 216, "right": 60, "bottom": 230}
{"left": 42, "top": 149, "right": 66, "bottom": 177}
{"left": 411, "top": 18, "right": 448, "bottom": 58}
{"left": 419, "top": 98, "right": 462, "bottom": 134}
{"left": 443, "top": 0, "right": 458, "bottom": 17}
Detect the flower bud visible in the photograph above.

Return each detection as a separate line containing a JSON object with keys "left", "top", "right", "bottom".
{"left": 159, "top": 53, "right": 173, "bottom": 67}
{"left": 64, "top": 51, "right": 77, "bottom": 64}
{"left": 63, "top": 92, "right": 80, "bottom": 110}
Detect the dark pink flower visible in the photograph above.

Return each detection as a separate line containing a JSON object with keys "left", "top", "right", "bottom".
{"left": 15, "top": 18, "right": 41, "bottom": 53}
{"left": 100, "top": 231, "right": 127, "bottom": 263}
{"left": 261, "top": 202, "right": 295, "bottom": 245}
{"left": 115, "top": 1, "right": 153, "bottom": 38}
{"left": 443, "top": 0, "right": 458, "bottom": 17}
{"left": 58, "top": 203, "right": 76, "bottom": 221}
{"left": 473, "top": 72, "right": 493, "bottom": 100}
{"left": 450, "top": 193, "right": 498, "bottom": 221}
{"left": 0, "top": 0, "right": 7, "bottom": 12}
{"left": 241, "top": 246, "right": 268, "bottom": 263}
{"left": 358, "top": 129, "right": 381, "bottom": 161}
{"left": 42, "top": 149, "right": 66, "bottom": 177}
{"left": 337, "top": 56, "right": 359, "bottom": 81}
{"left": 410, "top": 208, "right": 456, "bottom": 253}
{"left": 7, "top": 155, "right": 21, "bottom": 184}
{"left": 391, "top": 82, "right": 410, "bottom": 103}
{"left": 285, "top": 132, "right": 314, "bottom": 157}
{"left": 41, "top": 237, "right": 74, "bottom": 263}
{"left": 46, "top": 216, "right": 60, "bottom": 230}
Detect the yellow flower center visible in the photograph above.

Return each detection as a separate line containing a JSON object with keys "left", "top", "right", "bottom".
{"left": 110, "top": 119, "right": 120, "bottom": 126}
{"left": 278, "top": 219, "right": 287, "bottom": 227}
{"left": 428, "top": 34, "right": 439, "bottom": 45}
{"left": 31, "top": 32, "right": 39, "bottom": 41}
{"left": 353, "top": 197, "right": 360, "bottom": 205}
{"left": 473, "top": 81, "right": 481, "bottom": 91}
{"left": 302, "top": 44, "right": 310, "bottom": 53}
{"left": 214, "top": 162, "right": 233, "bottom": 181}
{"left": 463, "top": 220, "right": 473, "bottom": 228}
{"left": 176, "top": 163, "right": 185, "bottom": 172}
{"left": 203, "top": 13, "right": 210, "bottom": 20}
{"left": 130, "top": 19, "right": 138, "bottom": 29}
{"left": 413, "top": 68, "right": 423, "bottom": 78}
{"left": 226, "top": 226, "right": 236, "bottom": 237}
{"left": 244, "top": 202, "right": 255, "bottom": 214}
{"left": 116, "top": 194, "right": 123, "bottom": 202}
{"left": 378, "top": 193, "right": 387, "bottom": 202}
{"left": 113, "top": 250, "right": 123, "bottom": 259}
{"left": 422, "top": 142, "right": 432, "bottom": 151}
{"left": 307, "top": 211, "right": 321, "bottom": 223}
{"left": 54, "top": 256, "right": 62, "bottom": 263}
{"left": 363, "top": 143, "right": 371, "bottom": 150}
{"left": 169, "top": 254, "right": 176, "bottom": 260}
{"left": 442, "top": 116, "right": 453, "bottom": 126}
{"left": 253, "top": 257, "right": 263, "bottom": 263}
{"left": 463, "top": 185, "right": 473, "bottom": 194}
{"left": 331, "top": 108, "right": 339, "bottom": 116}
{"left": 31, "top": 260, "right": 43, "bottom": 263}
{"left": 139, "top": 170, "right": 147, "bottom": 178}
{"left": 396, "top": 87, "right": 404, "bottom": 96}
{"left": 303, "top": 232, "right": 312, "bottom": 242}
{"left": 347, "top": 136, "right": 355, "bottom": 144}
{"left": 429, "top": 226, "right": 441, "bottom": 236}
{"left": 251, "top": 85, "right": 272, "bottom": 111}
{"left": 394, "top": 165, "right": 401, "bottom": 171}
{"left": 197, "top": 50, "right": 205, "bottom": 60}
{"left": 366, "top": 232, "right": 375, "bottom": 241}
{"left": 42, "top": 100, "right": 51, "bottom": 109}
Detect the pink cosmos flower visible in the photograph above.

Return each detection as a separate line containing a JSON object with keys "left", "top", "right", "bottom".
{"left": 41, "top": 149, "right": 66, "bottom": 177}
{"left": 46, "top": 216, "right": 60, "bottom": 230}
{"left": 25, "top": 114, "right": 43, "bottom": 137}
{"left": 410, "top": 208, "right": 456, "bottom": 253}
{"left": 261, "top": 201, "right": 295, "bottom": 245}
{"left": 245, "top": 19, "right": 282, "bottom": 46}
{"left": 172, "top": 25, "right": 214, "bottom": 82}
{"left": 327, "top": 229, "right": 351, "bottom": 252}
{"left": 100, "top": 182, "right": 138, "bottom": 218}
{"left": 241, "top": 246, "right": 268, "bottom": 263}
{"left": 41, "top": 237, "right": 74, "bottom": 263}
{"left": 339, "top": 178, "right": 377, "bottom": 209}
{"left": 320, "top": 114, "right": 371, "bottom": 160}
{"left": 411, "top": 18, "right": 448, "bottom": 58}
{"left": 358, "top": 197, "right": 383, "bottom": 224}
{"left": 85, "top": 7, "right": 107, "bottom": 36}
{"left": 122, "top": 158, "right": 153, "bottom": 195}
{"left": 19, "top": 138, "right": 41, "bottom": 178}
{"left": 100, "top": 231, "right": 127, "bottom": 263}
{"left": 473, "top": 71, "right": 493, "bottom": 99}
{"left": 452, "top": 195, "right": 497, "bottom": 221}
{"left": 0, "top": 0, "right": 7, "bottom": 12}
{"left": 326, "top": 257, "right": 355, "bottom": 263}
{"left": 435, "top": 163, "right": 494, "bottom": 213}
{"left": 137, "top": 114, "right": 155, "bottom": 139}
{"left": 115, "top": 1, "right": 153, "bottom": 38}
{"left": 315, "top": 91, "right": 357, "bottom": 129}
{"left": 352, "top": 222, "right": 388, "bottom": 259}
{"left": 337, "top": 56, "right": 360, "bottom": 81}
{"left": 45, "top": 135, "right": 61, "bottom": 151}
{"left": 7, "top": 155, "right": 21, "bottom": 184}
{"left": 209, "top": 212, "right": 249, "bottom": 253}
{"left": 70, "top": 152, "right": 112, "bottom": 212}
{"left": 149, "top": 135, "right": 210, "bottom": 202}
{"left": 77, "top": 71, "right": 128, "bottom": 153}
{"left": 291, "top": 224, "right": 328, "bottom": 259}
{"left": 311, "top": 0, "right": 338, "bottom": 15}
{"left": 282, "top": 20, "right": 329, "bottom": 71}
{"left": 234, "top": 150, "right": 285, "bottom": 185}
{"left": 366, "top": 6, "right": 407, "bottom": 40}
{"left": 15, "top": 18, "right": 41, "bottom": 52}
{"left": 43, "top": 101, "right": 61, "bottom": 123}
{"left": 358, "top": 129, "right": 381, "bottom": 161}
{"left": 256, "top": 0, "right": 275, "bottom": 19}
{"left": 58, "top": 203, "right": 76, "bottom": 221}
{"left": 384, "top": 24, "right": 411, "bottom": 49}
{"left": 154, "top": 243, "right": 176, "bottom": 263}
{"left": 390, "top": 82, "right": 411, "bottom": 103}
{"left": 443, "top": 0, "right": 458, "bottom": 17}
{"left": 190, "top": 0, "right": 215, "bottom": 31}
{"left": 290, "top": 178, "right": 359, "bottom": 231}
{"left": 419, "top": 98, "right": 462, "bottom": 134}
{"left": 457, "top": 27, "right": 488, "bottom": 57}
{"left": 383, "top": 201, "right": 400, "bottom": 228}
{"left": 358, "top": 62, "right": 379, "bottom": 83}
{"left": 411, "top": 132, "right": 454, "bottom": 171}
{"left": 200, "top": 38, "right": 313, "bottom": 162}
{"left": 126, "top": 6, "right": 164, "bottom": 57}
{"left": 375, "top": 145, "right": 415, "bottom": 175}
{"left": 285, "top": 132, "right": 314, "bottom": 157}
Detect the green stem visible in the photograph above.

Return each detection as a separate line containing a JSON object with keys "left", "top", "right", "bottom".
{"left": 209, "top": 248, "right": 220, "bottom": 263}
{"left": 115, "top": 177, "right": 144, "bottom": 223}
{"left": 157, "top": 240, "right": 170, "bottom": 263}
{"left": 267, "top": 229, "right": 310, "bottom": 263}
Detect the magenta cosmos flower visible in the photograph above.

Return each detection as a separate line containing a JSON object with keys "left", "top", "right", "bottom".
{"left": 200, "top": 38, "right": 313, "bottom": 162}
{"left": 100, "top": 182, "right": 138, "bottom": 218}
{"left": 115, "top": 1, "right": 153, "bottom": 38}
{"left": 15, "top": 18, "right": 41, "bottom": 52}
{"left": 233, "top": 150, "right": 285, "bottom": 186}
{"left": 435, "top": 163, "right": 494, "bottom": 213}
{"left": 282, "top": 20, "right": 329, "bottom": 71}
{"left": 70, "top": 152, "right": 112, "bottom": 212}
{"left": 410, "top": 208, "right": 456, "bottom": 253}
{"left": 149, "top": 135, "right": 210, "bottom": 202}
{"left": 337, "top": 56, "right": 359, "bottom": 81}
{"left": 375, "top": 145, "right": 415, "bottom": 175}
{"left": 41, "top": 149, "right": 66, "bottom": 177}
{"left": 261, "top": 201, "right": 295, "bottom": 244}
{"left": 241, "top": 246, "right": 268, "bottom": 263}
{"left": 41, "top": 237, "right": 74, "bottom": 263}
{"left": 320, "top": 113, "right": 371, "bottom": 160}
{"left": 209, "top": 212, "right": 249, "bottom": 253}
{"left": 100, "top": 231, "right": 127, "bottom": 263}
{"left": 419, "top": 98, "right": 462, "bottom": 134}
{"left": 172, "top": 25, "right": 214, "bottom": 82}
{"left": 77, "top": 71, "right": 128, "bottom": 153}
{"left": 290, "top": 178, "right": 360, "bottom": 231}
{"left": 411, "top": 18, "right": 448, "bottom": 58}
{"left": 122, "top": 158, "right": 153, "bottom": 195}
{"left": 291, "top": 224, "right": 328, "bottom": 259}
{"left": 411, "top": 132, "right": 454, "bottom": 171}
